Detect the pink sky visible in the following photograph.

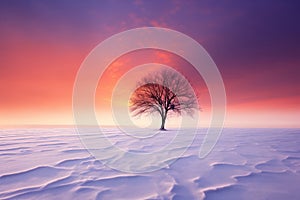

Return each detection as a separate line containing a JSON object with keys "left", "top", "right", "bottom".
{"left": 0, "top": 0, "right": 299, "bottom": 128}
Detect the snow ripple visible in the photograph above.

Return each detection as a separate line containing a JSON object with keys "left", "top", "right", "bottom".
{"left": 0, "top": 128, "right": 299, "bottom": 199}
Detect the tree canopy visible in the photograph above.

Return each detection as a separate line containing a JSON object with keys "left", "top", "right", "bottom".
{"left": 129, "top": 69, "right": 199, "bottom": 130}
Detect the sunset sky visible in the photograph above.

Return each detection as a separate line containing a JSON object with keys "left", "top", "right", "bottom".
{"left": 0, "top": 0, "right": 299, "bottom": 128}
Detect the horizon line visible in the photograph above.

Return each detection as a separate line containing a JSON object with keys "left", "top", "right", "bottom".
{"left": 0, "top": 124, "right": 299, "bottom": 129}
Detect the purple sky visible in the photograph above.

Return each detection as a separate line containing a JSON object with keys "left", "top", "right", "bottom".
{"left": 0, "top": 0, "right": 299, "bottom": 127}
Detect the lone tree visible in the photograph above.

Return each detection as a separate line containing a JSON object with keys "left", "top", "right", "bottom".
{"left": 129, "top": 69, "right": 199, "bottom": 130}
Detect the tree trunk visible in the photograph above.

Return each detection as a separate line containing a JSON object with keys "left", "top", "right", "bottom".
{"left": 160, "top": 114, "right": 167, "bottom": 130}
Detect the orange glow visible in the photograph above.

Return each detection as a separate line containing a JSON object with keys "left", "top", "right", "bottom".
{"left": 1, "top": 17, "right": 299, "bottom": 128}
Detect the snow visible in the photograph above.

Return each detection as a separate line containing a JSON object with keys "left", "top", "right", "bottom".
{"left": 0, "top": 128, "right": 299, "bottom": 199}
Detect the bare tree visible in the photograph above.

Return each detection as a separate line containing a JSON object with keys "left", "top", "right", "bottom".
{"left": 129, "top": 69, "right": 199, "bottom": 130}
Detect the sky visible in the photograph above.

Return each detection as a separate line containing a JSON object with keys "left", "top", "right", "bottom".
{"left": 0, "top": 0, "right": 299, "bottom": 128}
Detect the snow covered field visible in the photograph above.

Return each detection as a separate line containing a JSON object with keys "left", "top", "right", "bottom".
{"left": 0, "top": 128, "right": 299, "bottom": 200}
